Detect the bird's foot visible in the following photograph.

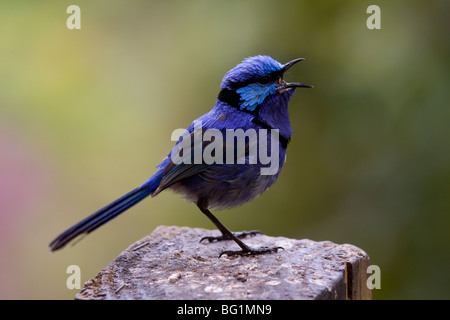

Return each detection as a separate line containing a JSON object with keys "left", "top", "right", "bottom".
{"left": 219, "top": 246, "right": 284, "bottom": 258}
{"left": 200, "top": 230, "right": 262, "bottom": 243}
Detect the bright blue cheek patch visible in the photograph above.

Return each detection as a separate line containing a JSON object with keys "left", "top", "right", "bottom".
{"left": 237, "top": 83, "right": 277, "bottom": 112}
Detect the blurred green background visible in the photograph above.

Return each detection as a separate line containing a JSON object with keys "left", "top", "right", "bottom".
{"left": 0, "top": 0, "right": 448, "bottom": 300}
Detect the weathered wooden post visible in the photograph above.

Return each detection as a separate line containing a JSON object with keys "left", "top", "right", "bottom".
{"left": 76, "top": 226, "right": 371, "bottom": 300}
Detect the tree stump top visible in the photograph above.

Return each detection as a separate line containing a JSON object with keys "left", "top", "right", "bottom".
{"left": 76, "top": 225, "right": 371, "bottom": 300}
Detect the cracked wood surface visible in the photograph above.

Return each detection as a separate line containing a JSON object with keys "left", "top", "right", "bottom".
{"left": 76, "top": 225, "right": 371, "bottom": 300}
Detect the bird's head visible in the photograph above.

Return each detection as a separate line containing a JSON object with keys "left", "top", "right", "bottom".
{"left": 218, "top": 55, "right": 312, "bottom": 112}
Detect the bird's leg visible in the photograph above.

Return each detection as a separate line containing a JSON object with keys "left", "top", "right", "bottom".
{"left": 196, "top": 199, "right": 283, "bottom": 257}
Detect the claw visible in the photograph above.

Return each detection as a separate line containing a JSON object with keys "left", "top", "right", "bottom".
{"left": 200, "top": 234, "right": 231, "bottom": 243}
{"left": 219, "top": 246, "right": 284, "bottom": 258}
{"left": 200, "top": 230, "right": 262, "bottom": 243}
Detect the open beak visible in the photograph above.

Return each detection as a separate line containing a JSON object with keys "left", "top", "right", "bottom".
{"left": 279, "top": 58, "right": 313, "bottom": 89}
{"left": 282, "top": 58, "right": 305, "bottom": 73}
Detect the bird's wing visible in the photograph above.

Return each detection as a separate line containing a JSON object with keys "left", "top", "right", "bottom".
{"left": 152, "top": 109, "right": 255, "bottom": 196}
{"left": 152, "top": 128, "right": 213, "bottom": 196}
{"left": 152, "top": 133, "right": 252, "bottom": 196}
{"left": 153, "top": 163, "right": 209, "bottom": 196}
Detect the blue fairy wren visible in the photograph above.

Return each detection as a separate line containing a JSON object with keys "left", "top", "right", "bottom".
{"left": 49, "top": 55, "right": 312, "bottom": 256}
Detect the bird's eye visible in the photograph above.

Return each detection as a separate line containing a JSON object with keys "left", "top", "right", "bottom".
{"left": 258, "top": 76, "right": 271, "bottom": 84}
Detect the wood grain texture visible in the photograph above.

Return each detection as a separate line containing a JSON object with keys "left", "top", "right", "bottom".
{"left": 76, "top": 225, "right": 371, "bottom": 300}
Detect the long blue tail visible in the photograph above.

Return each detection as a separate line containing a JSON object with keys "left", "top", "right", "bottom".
{"left": 49, "top": 170, "right": 163, "bottom": 252}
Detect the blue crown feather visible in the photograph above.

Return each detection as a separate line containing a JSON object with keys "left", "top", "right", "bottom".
{"left": 220, "top": 55, "right": 284, "bottom": 90}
